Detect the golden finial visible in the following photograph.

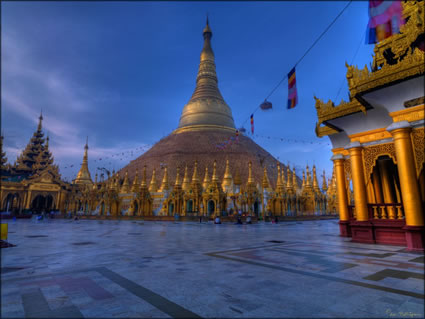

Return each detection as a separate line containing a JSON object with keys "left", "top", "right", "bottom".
{"left": 203, "top": 166, "right": 210, "bottom": 190}
{"left": 175, "top": 166, "right": 182, "bottom": 187}
{"left": 75, "top": 137, "right": 93, "bottom": 186}
{"left": 149, "top": 168, "right": 158, "bottom": 193}
{"left": 132, "top": 169, "right": 139, "bottom": 192}
{"left": 302, "top": 171, "right": 306, "bottom": 189}
{"left": 247, "top": 161, "right": 254, "bottom": 185}
{"left": 160, "top": 166, "right": 169, "bottom": 192}
{"left": 276, "top": 163, "right": 283, "bottom": 189}
{"left": 306, "top": 164, "right": 312, "bottom": 186}
{"left": 211, "top": 160, "right": 219, "bottom": 182}
{"left": 322, "top": 169, "right": 328, "bottom": 192}
{"left": 286, "top": 165, "right": 293, "bottom": 189}
{"left": 292, "top": 166, "right": 297, "bottom": 190}
{"left": 192, "top": 161, "right": 200, "bottom": 183}
{"left": 313, "top": 165, "right": 320, "bottom": 191}
{"left": 262, "top": 166, "right": 269, "bottom": 189}
{"left": 222, "top": 159, "right": 232, "bottom": 190}
{"left": 182, "top": 165, "right": 190, "bottom": 191}
{"left": 281, "top": 163, "right": 286, "bottom": 186}
{"left": 120, "top": 171, "right": 130, "bottom": 194}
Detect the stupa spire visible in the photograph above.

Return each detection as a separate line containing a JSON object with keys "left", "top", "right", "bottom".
{"left": 74, "top": 137, "right": 93, "bottom": 186}
{"left": 202, "top": 166, "right": 210, "bottom": 190}
{"left": 174, "top": 166, "right": 182, "bottom": 188}
{"left": 120, "top": 171, "right": 130, "bottom": 193}
{"left": 159, "top": 167, "right": 169, "bottom": 192}
{"left": 222, "top": 159, "right": 233, "bottom": 191}
{"left": 182, "top": 165, "right": 191, "bottom": 191}
{"left": 131, "top": 169, "right": 139, "bottom": 192}
{"left": 149, "top": 168, "right": 158, "bottom": 193}
{"left": 176, "top": 18, "right": 235, "bottom": 132}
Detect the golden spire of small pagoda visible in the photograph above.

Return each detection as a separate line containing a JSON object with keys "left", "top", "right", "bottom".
{"left": 37, "top": 110, "right": 43, "bottom": 132}
{"left": 141, "top": 166, "right": 148, "bottom": 190}
{"left": 276, "top": 163, "right": 283, "bottom": 188}
{"left": 93, "top": 173, "right": 98, "bottom": 190}
{"left": 312, "top": 165, "right": 320, "bottom": 192}
{"left": 120, "top": 171, "right": 130, "bottom": 193}
{"left": 247, "top": 161, "right": 254, "bottom": 186}
{"left": 182, "top": 165, "right": 191, "bottom": 191}
{"left": 222, "top": 159, "right": 233, "bottom": 191}
{"left": 305, "top": 165, "right": 312, "bottom": 187}
{"left": 292, "top": 166, "right": 297, "bottom": 191}
{"left": 114, "top": 173, "right": 120, "bottom": 190}
{"left": 131, "top": 169, "right": 139, "bottom": 192}
{"left": 211, "top": 160, "right": 219, "bottom": 182}
{"left": 149, "top": 168, "right": 158, "bottom": 192}
{"left": 74, "top": 136, "right": 93, "bottom": 186}
{"left": 159, "top": 166, "right": 169, "bottom": 192}
{"left": 203, "top": 166, "right": 210, "bottom": 190}
{"left": 262, "top": 166, "right": 270, "bottom": 189}
{"left": 174, "top": 166, "right": 182, "bottom": 188}
{"left": 302, "top": 170, "right": 306, "bottom": 189}
{"left": 322, "top": 169, "right": 328, "bottom": 192}
{"left": 286, "top": 165, "right": 293, "bottom": 189}
{"left": 281, "top": 164, "right": 286, "bottom": 187}
{"left": 192, "top": 161, "right": 200, "bottom": 183}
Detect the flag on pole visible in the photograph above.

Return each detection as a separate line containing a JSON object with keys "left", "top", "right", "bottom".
{"left": 366, "top": 1, "right": 404, "bottom": 44}
{"left": 287, "top": 67, "right": 298, "bottom": 109}
{"left": 250, "top": 114, "right": 254, "bottom": 134}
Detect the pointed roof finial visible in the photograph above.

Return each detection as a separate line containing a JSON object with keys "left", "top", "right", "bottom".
{"left": 37, "top": 110, "right": 43, "bottom": 131}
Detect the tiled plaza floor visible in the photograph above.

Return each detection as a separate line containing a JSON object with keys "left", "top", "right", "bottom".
{"left": 1, "top": 218, "right": 424, "bottom": 318}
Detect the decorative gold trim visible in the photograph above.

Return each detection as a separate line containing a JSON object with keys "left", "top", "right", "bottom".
{"left": 411, "top": 127, "right": 424, "bottom": 177}
{"left": 346, "top": 2, "right": 424, "bottom": 97}
{"left": 315, "top": 123, "right": 339, "bottom": 137}
{"left": 389, "top": 104, "right": 425, "bottom": 122}
{"left": 363, "top": 143, "right": 397, "bottom": 182}
{"left": 314, "top": 97, "right": 366, "bottom": 125}
{"left": 404, "top": 96, "right": 425, "bottom": 108}
{"left": 349, "top": 128, "right": 392, "bottom": 144}
{"left": 173, "top": 125, "right": 237, "bottom": 134}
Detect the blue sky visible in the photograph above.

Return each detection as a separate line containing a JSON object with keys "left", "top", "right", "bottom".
{"left": 2, "top": 1, "right": 374, "bottom": 181}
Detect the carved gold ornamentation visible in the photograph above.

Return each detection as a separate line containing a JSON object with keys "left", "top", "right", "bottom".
{"left": 389, "top": 104, "right": 425, "bottom": 122}
{"left": 347, "top": 1, "right": 424, "bottom": 98}
{"left": 315, "top": 123, "right": 339, "bottom": 137}
{"left": 411, "top": 127, "right": 424, "bottom": 177}
{"left": 349, "top": 128, "right": 393, "bottom": 144}
{"left": 314, "top": 96, "right": 366, "bottom": 127}
{"left": 404, "top": 96, "right": 425, "bottom": 108}
{"left": 363, "top": 143, "right": 397, "bottom": 182}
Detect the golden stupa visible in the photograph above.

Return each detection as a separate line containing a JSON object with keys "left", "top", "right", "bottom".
{"left": 120, "top": 19, "right": 296, "bottom": 186}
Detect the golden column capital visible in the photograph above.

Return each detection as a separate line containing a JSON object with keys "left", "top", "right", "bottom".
{"left": 387, "top": 121, "right": 424, "bottom": 226}
{"left": 345, "top": 142, "right": 369, "bottom": 221}
{"left": 331, "top": 154, "right": 349, "bottom": 221}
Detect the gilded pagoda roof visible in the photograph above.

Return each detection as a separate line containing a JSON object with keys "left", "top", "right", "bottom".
{"left": 314, "top": 1, "right": 424, "bottom": 137}
{"left": 175, "top": 19, "right": 236, "bottom": 133}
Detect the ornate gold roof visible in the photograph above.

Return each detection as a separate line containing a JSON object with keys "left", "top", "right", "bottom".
{"left": 314, "top": 1, "right": 424, "bottom": 137}
{"left": 175, "top": 18, "right": 236, "bottom": 133}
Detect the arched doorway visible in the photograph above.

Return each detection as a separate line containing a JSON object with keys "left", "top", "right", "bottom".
{"left": 3, "top": 193, "right": 20, "bottom": 213}
{"left": 207, "top": 200, "right": 215, "bottom": 216}
{"left": 168, "top": 201, "right": 174, "bottom": 216}
{"left": 133, "top": 200, "right": 139, "bottom": 216}
{"left": 31, "top": 195, "right": 54, "bottom": 214}
{"left": 186, "top": 200, "right": 193, "bottom": 213}
{"left": 253, "top": 201, "right": 259, "bottom": 217}
{"left": 100, "top": 201, "right": 105, "bottom": 215}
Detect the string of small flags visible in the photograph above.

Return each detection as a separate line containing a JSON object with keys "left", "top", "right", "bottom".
{"left": 214, "top": 130, "right": 240, "bottom": 150}
{"left": 252, "top": 134, "right": 331, "bottom": 146}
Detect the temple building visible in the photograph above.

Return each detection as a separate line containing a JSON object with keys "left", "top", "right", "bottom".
{"left": 1, "top": 19, "right": 334, "bottom": 219}
{"left": 314, "top": 1, "right": 424, "bottom": 251}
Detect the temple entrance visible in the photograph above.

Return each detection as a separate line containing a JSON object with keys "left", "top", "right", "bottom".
{"left": 100, "top": 202, "right": 105, "bottom": 215}
{"left": 133, "top": 201, "right": 139, "bottom": 216}
{"left": 253, "top": 201, "right": 259, "bottom": 217}
{"left": 168, "top": 201, "right": 174, "bottom": 216}
{"left": 31, "top": 195, "right": 54, "bottom": 214}
{"left": 3, "top": 193, "right": 21, "bottom": 213}
{"left": 207, "top": 200, "right": 215, "bottom": 216}
{"left": 186, "top": 200, "right": 193, "bottom": 213}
